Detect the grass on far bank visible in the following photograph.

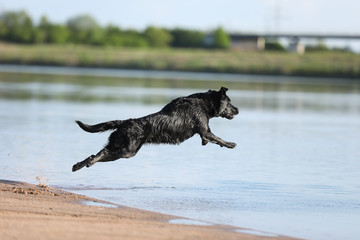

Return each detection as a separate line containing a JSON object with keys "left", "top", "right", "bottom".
{"left": 0, "top": 42, "right": 359, "bottom": 78}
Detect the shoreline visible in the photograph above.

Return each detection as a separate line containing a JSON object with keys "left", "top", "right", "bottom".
{"left": 0, "top": 179, "right": 298, "bottom": 240}
{"left": 0, "top": 43, "right": 359, "bottom": 79}
{"left": 1, "top": 63, "right": 357, "bottom": 84}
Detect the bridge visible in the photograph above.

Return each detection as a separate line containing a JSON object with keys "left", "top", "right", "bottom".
{"left": 228, "top": 33, "right": 360, "bottom": 53}
{"left": 230, "top": 33, "right": 360, "bottom": 40}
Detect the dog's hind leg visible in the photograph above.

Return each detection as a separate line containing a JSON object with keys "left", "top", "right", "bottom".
{"left": 95, "top": 143, "right": 143, "bottom": 163}
{"left": 85, "top": 143, "right": 142, "bottom": 168}
{"left": 85, "top": 149, "right": 111, "bottom": 168}
{"left": 72, "top": 133, "right": 145, "bottom": 172}
{"left": 72, "top": 154, "right": 95, "bottom": 172}
{"left": 72, "top": 148, "right": 114, "bottom": 172}
{"left": 72, "top": 148, "right": 137, "bottom": 172}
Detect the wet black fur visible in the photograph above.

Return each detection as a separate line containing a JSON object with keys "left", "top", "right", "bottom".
{"left": 72, "top": 87, "right": 239, "bottom": 172}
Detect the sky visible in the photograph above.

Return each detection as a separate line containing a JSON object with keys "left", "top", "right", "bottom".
{"left": 1, "top": 0, "right": 359, "bottom": 34}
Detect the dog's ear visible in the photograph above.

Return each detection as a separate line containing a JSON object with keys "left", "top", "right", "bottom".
{"left": 219, "top": 87, "right": 228, "bottom": 95}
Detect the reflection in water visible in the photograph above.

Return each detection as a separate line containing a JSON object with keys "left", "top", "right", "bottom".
{"left": 1, "top": 72, "right": 359, "bottom": 113}
{"left": 1, "top": 67, "right": 360, "bottom": 240}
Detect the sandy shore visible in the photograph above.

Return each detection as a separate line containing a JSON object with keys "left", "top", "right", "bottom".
{"left": 0, "top": 180, "right": 298, "bottom": 240}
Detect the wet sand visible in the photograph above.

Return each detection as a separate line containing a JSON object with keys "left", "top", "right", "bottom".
{"left": 0, "top": 180, "right": 298, "bottom": 240}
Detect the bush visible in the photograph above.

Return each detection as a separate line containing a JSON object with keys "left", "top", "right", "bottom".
{"left": 48, "top": 24, "right": 69, "bottom": 44}
{"left": 0, "top": 10, "right": 238, "bottom": 50}
{"left": 306, "top": 43, "right": 329, "bottom": 52}
{"left": 144, "top": 26, "right": 172, "bottom": 48}
{"left": 0, "top": 10, "right": 34, "bottom": 43}
{"left": 66, "top": 15, "right": 103, "bottom": 44}
{"left": 213, "top": 27, "right": 230, "bottom": 49}
{"left": 170, "top": 28, "right": 205, "bottom": 48}
{"left": 265, "top": 42, "right": 286, "bottom": 51}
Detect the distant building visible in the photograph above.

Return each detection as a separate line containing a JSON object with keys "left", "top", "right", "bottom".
{"left": 229, "top": 35, "right": 265, "bottom": 51}
{"left": 229, "top": 32, "right": 360, "bottom": 54}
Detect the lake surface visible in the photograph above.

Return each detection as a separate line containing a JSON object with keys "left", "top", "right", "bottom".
{"left": 1, "top": 65, "right": 360, "bottom": 240}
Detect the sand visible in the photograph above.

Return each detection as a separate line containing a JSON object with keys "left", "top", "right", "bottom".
{"left": 0, "top": 180, "right": 298, "bottom": 240}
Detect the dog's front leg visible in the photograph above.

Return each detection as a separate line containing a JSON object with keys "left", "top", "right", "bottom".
{"left": 201, "top": 132, "right": 236, "bottom": 149}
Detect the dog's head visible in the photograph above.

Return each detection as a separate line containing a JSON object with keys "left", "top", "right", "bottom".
{"left": 215, "top": 87, "right": 239, "bottom": 120}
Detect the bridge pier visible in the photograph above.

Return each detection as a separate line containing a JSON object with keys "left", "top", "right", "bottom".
{"left": 288, "top": 37, "right": 305, "bottom": 54}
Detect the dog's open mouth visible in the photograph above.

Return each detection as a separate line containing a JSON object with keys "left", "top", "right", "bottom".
{"left": 226, "top": 114, "right": 235, "bottom": 120}
{"left": 220, "top": 108, "right": 238, "bottom": 120}
{"left": 220, "top": 112, "right": 235, "bottom": 119}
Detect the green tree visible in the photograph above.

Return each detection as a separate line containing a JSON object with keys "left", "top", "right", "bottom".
{"left": 213, "top": 27, "right": 230, "bottom": 49}
{"left": 170, "top": 28, "right": 205, "bottom": 48}
{"left": 0, "top": 10, "right": 34, "bottom": 43}
{"left": 47, "top": 24, "right": 69, "bottom": 44}
{"left": 144, "top": 26, "right": 172, "bottom": 47}
{"left": 39, "top": 16, "right": 50, "bottom": 30}
{"left": 33, "top": 28, "right": 46, "bottom": 43}
{"left": 0, "top": 21, "right": 7, "bottom": 39}
{"left": 33, "top": 16, "right": 50, "bottom": 43}
{"left": 104, "top": 25, "right": 123, "bottom": 46}
{"left": 88, "top": 28, "right": 105, "bottom": 45}
{"left": 306, "top": 42, "right": 329, "bottom": 52}
{"left": 34, "top": 16, "right": 69, "bottom": 44}
{"left": 121, "top": 29, "right": 148, "bottom": 47}
{"left": 265, "top": 40, "right": 286, "bottom": 52}
{"left": 66, "top": 15, "right": 104, "bottom": 44}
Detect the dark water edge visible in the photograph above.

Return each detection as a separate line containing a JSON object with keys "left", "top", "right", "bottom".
{"left": 0, "top": 64, "right": 359, "bottom": 93}
{"left": 0, "top": 63, "right": 358, "bottom": 83}
{"left": 1, "top": 53, "right": 360, "bottom": 79}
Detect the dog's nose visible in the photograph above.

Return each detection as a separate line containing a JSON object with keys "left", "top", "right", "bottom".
{"left": 233, "top": 107, "right": 239, "bottom": 115}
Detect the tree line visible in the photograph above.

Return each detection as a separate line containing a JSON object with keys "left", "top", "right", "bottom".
{"left": 0, "top": 10, "right": 230, "bottom": 49}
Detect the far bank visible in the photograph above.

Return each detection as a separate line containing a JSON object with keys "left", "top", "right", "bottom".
{"left": 0, "top": 42, "right": 359, "bottom": 79}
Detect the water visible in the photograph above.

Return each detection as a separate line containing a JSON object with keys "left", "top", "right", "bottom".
{"left": 1, "top": 65, "right": 360, "bottom": 240}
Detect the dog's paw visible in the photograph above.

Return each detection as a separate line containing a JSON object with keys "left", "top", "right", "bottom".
{"left": 201, "top": 139, "right": 209, "bottom": 146}
{"left": 72, "top": 163, "right": 80, "bottom": 172}
{"left": 72, "top": 161, "right": 87, "bottom": 172}
{"left": 225, "top": 142, "right": 236, "bottom": 149}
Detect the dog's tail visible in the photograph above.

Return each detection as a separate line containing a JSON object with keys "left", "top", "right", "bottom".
{"left": 75, "top": 120, "right": 123, "bottom": 133}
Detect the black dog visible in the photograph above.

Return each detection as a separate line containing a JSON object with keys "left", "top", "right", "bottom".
{"left": 72, "top": 87, "right": 238, "bottom": 172}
